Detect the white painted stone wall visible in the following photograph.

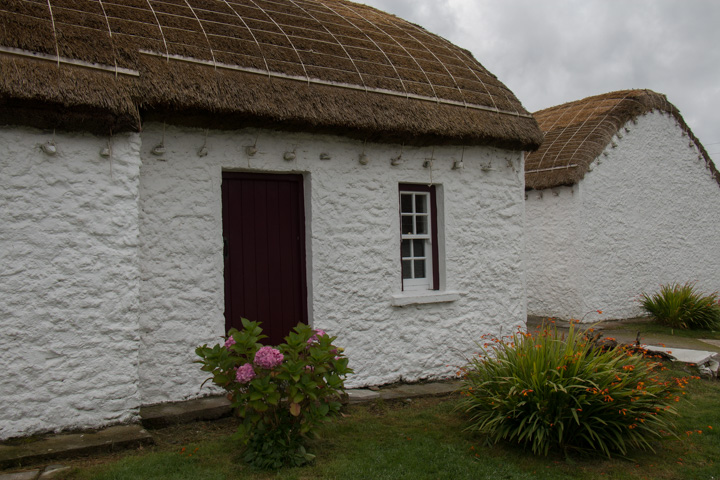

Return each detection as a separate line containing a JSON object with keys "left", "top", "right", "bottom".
{"left": 0, "top": 127, "right": 142, "bottom": 440}
{"left": 0, "top": 122, "right": 528, "bottom": 437}
{"left": 138, "top": 123, "right": 528, "bottom": 401}
{"left": 525, "top": 185, "right": 586, "bottom": 320}
{"left": 526, "top": 111, "right": 720, "bottom": 321}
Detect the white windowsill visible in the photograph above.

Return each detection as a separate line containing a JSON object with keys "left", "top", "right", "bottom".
{"left": 390, "top": 290, "right": 462, "bottom": 307}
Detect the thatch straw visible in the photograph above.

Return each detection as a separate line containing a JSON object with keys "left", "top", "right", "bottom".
{"left": 0, "top": 0, "right": 542, "bottom": 149}
{"left": 525, "top": 89, "right": 719, "bottom": 189}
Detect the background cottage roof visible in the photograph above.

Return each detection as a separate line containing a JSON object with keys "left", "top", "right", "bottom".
{"left": 525, "top": 89, "right": 719, "bottom": 190}
{"left": 0, "top": 0, "right": 541, "bottom": 149}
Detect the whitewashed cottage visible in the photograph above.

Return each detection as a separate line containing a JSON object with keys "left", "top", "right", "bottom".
{"left": 0, "top": 0, "right": 542, "bottom": 439}
{"left": 525, "top": 89, "right": 720, "bottom": 322}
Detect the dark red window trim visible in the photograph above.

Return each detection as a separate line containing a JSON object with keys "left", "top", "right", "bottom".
{"left": 398, "top": 183, "right": 440, "bottom": 291}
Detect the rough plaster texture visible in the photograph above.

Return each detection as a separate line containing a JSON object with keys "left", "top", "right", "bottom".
{"left": 1, "top": 122, "right": 528, "bottom": 438}
{"left": 526, "top": 111, "right": 720, "bottom": 321}
{"left": 0, "top": 127, "right": 142, "bottom": 440}
{"left": 525, "top": 185, "right": 586, "bottom": 319}
{"left": 138, "top": 124, "right": 528, "bottom": 398}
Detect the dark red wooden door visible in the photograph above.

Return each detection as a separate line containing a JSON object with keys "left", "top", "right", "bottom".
{"left": 222, "top": 172, "right": 308, "bottom": 345}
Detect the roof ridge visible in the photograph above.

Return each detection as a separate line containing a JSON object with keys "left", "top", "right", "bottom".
{"left": 525, "top": 89, "right": 719, "bottom": 190}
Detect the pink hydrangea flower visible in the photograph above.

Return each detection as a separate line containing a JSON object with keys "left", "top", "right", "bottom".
{"left": 254, "top": 346, "right": 284, "bottom": 369}
{"left": 235, "top": 363, "right": 255, "bottom": 383}
{"left": 224, "top": 336, "right": 236, "bottom": 349}
{"left": 307, "top": 329, "right": 327, "bottom": 344}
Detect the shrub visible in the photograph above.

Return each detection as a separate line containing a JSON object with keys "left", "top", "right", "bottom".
{"left": 458, "top": 324, "right": 686, "bottom": 458}
{"left": 640, "top": 282, "right": 720, "bottom": 330}
{"left": 196, "top": 319, "right": 352, "bottom": 469}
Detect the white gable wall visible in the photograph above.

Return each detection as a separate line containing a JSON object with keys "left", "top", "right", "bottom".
{"left": 579, "top": 111, "right": 720, "bottom": 319}
{"left": 138, "top": 124, "right": 527, "bottom": 402}
{"left": 526, "top": 111, "right": 720, "bottom": 321}
{"left": 0, "top": 127, "right": 142, "bottom": 440}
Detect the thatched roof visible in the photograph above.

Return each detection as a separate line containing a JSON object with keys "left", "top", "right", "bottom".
{"left": 525, "top": 89, "right": 719, "bottom": 190}
{"left": 0, "top": 0, "right": 541, "bottom": 149}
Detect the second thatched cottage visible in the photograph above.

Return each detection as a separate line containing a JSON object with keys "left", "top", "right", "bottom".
{"left": 0, "top": 0, "right": 541, "bottom": 439}
{"left": 525, "top": 89, "right": 720, "bottom": 322}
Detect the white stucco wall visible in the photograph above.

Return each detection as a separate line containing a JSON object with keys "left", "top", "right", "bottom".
{"left": 526, "top": 111, "right": 720, "bottom": 321}
{"left": 0, "top": 122, "right": 528, "bottom": 438}
{"left": 0, "top": 127, "right": 142, "bottom": 440}
{"left": 138, "top": 124, "right": 528, "bottom": 401}
{"left": 525, "top": 185, "right": 586, "bottom": 320}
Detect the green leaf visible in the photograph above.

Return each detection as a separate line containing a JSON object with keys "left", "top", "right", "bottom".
{"left": 251, "top": 400, "right": 269, "bottom": 412}
{"left": 571, "top": 408, "right": 580, "bottom": 425}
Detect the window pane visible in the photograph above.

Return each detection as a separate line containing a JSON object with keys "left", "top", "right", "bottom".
{"left": 401, "top": 194, "right": 413, "bottom": 213}
{"left": 414, "top": 259, "right": 426, "bottom": 278}
{"left": 402, "top": 260, "right": 412, "bottom": 279}
{"left": 401, "top": 239, "right": 411, "bottom": 258}
{"left": 415, "top": 194, "right": 427, "bottom": 213}
{"left": 415, "top": 215, "right": 428, "bottom": 234}
{"left": 402, "top": 215, "right": 414, "bottom": 234}
{"left": 413, "top": 239, "right": 424, "bottom": 257}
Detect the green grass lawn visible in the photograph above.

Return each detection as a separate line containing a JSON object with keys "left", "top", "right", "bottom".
{"left": 63, "top": 364, "right": 719, "bottom": 480}
{"left": 614, "top": 319, "right": 720, "bottom": 340}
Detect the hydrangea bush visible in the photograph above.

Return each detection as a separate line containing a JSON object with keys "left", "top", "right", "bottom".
{"left": 196, "top": 319, "right": 352, "bottom": 469}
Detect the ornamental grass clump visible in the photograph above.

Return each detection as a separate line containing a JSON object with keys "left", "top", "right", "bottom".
{"left": 196, "top": 319, "right": 352, "bottom": 469}
{"left": 640, "top": 282, "right": 720, "bottom": 330}
{"left": 459, "top": 324, "right": 687, "bottom": 458}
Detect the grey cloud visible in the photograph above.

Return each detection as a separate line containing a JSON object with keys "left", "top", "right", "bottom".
{"left": 360, "top": 0, "right": 720, "bottom": 150}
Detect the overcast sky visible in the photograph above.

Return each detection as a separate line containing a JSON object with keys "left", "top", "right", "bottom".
{"left": 359, "top": 0, "right": 720, "bottom": 157}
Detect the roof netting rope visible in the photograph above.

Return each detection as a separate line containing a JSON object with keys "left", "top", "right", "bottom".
{"left": 0, "top": 0, "right": 531, "bottom": 118}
